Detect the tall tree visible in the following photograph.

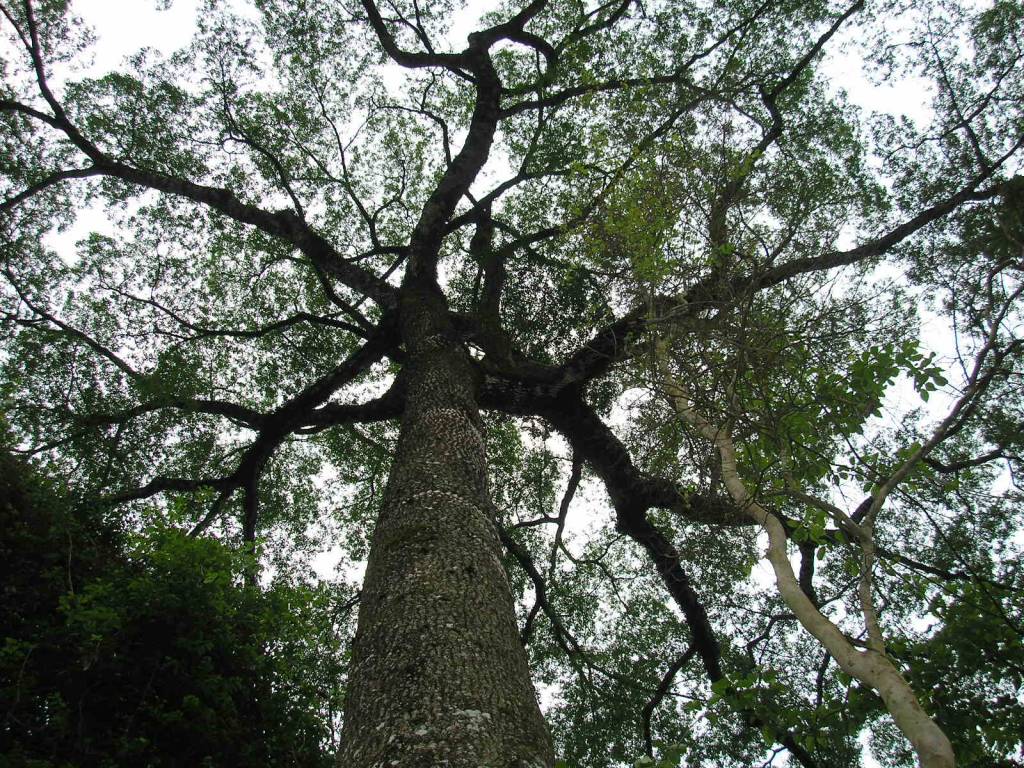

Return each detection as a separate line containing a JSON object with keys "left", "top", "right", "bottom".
{"left": 2, "top": 1, "right": 1022, "bottom": 767}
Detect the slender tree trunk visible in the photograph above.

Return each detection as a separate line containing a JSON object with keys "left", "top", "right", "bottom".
{"left": 337, "top": 289, "right": 554, "bottom": 767}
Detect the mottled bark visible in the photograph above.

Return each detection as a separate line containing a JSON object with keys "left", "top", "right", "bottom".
{"left": 337, "top": 289, "right": 553, "bottom": 767}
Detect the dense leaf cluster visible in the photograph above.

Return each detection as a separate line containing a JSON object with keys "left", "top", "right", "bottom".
{"left": 0, "top": 440, "right": 349, "bottom": 767}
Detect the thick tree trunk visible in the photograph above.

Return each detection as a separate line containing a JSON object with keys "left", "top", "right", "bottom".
{"left": 337, "top": 290, "right": 553, "bottom": 767}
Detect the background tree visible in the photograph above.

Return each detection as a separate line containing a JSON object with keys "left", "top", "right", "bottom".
{"left": 1, "top": 1, "right": 1022, "bottom": 767}
{"left": 0, "top": 431, "right": 351, "bottom": 767}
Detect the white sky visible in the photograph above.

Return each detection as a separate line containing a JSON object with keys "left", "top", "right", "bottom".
{"left": 74, "top": 0, "right": 200, "bottom": 67}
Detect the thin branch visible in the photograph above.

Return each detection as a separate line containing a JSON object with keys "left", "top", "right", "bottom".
{"left": 1, "top": 166, "right": 100, "bottom": 213}
{"left": 6, "top": 270, "right": 143, "bottom": 379}
{"left": 641, "top": 646, "right": 696, "bottom": 758}
{"left": 547, "top": 453, "right": 582, "bottom": 581}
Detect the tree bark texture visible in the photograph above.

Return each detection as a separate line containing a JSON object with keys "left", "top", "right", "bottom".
{"left": 337, "top": 291, "right": 554, "bottom": 767}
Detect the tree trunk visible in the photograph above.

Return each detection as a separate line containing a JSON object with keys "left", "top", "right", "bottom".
{"left": 337, "top": 290, "right": 554, "bottom": 767}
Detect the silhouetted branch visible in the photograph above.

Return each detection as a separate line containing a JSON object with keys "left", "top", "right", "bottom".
{"left": 641, "top": 646, "right": 696, "bottom": 758}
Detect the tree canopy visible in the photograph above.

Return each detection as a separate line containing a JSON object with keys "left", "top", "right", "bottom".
{"left": 1, "top": 0, "right": 1023, "bottom": 766}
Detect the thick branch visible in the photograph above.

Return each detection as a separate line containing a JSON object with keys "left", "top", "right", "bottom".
{"left": 359, "top": 0, "right": 469, "bottom": 70}
{"left": 301, "top": 390, "right": 405, "bottom": 431}
{"left": 404, "top": 43, "right": 502, "bottom": 282}
{"left": 482, "top": 384, "right": 745, "bottom": 526}
{"left": 105, "top": 474, "right": 233, "bottom": 504}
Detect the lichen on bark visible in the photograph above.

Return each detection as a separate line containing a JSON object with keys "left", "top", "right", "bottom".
{"left": 337, "top": 295, "right": 553, "bottom": 767}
